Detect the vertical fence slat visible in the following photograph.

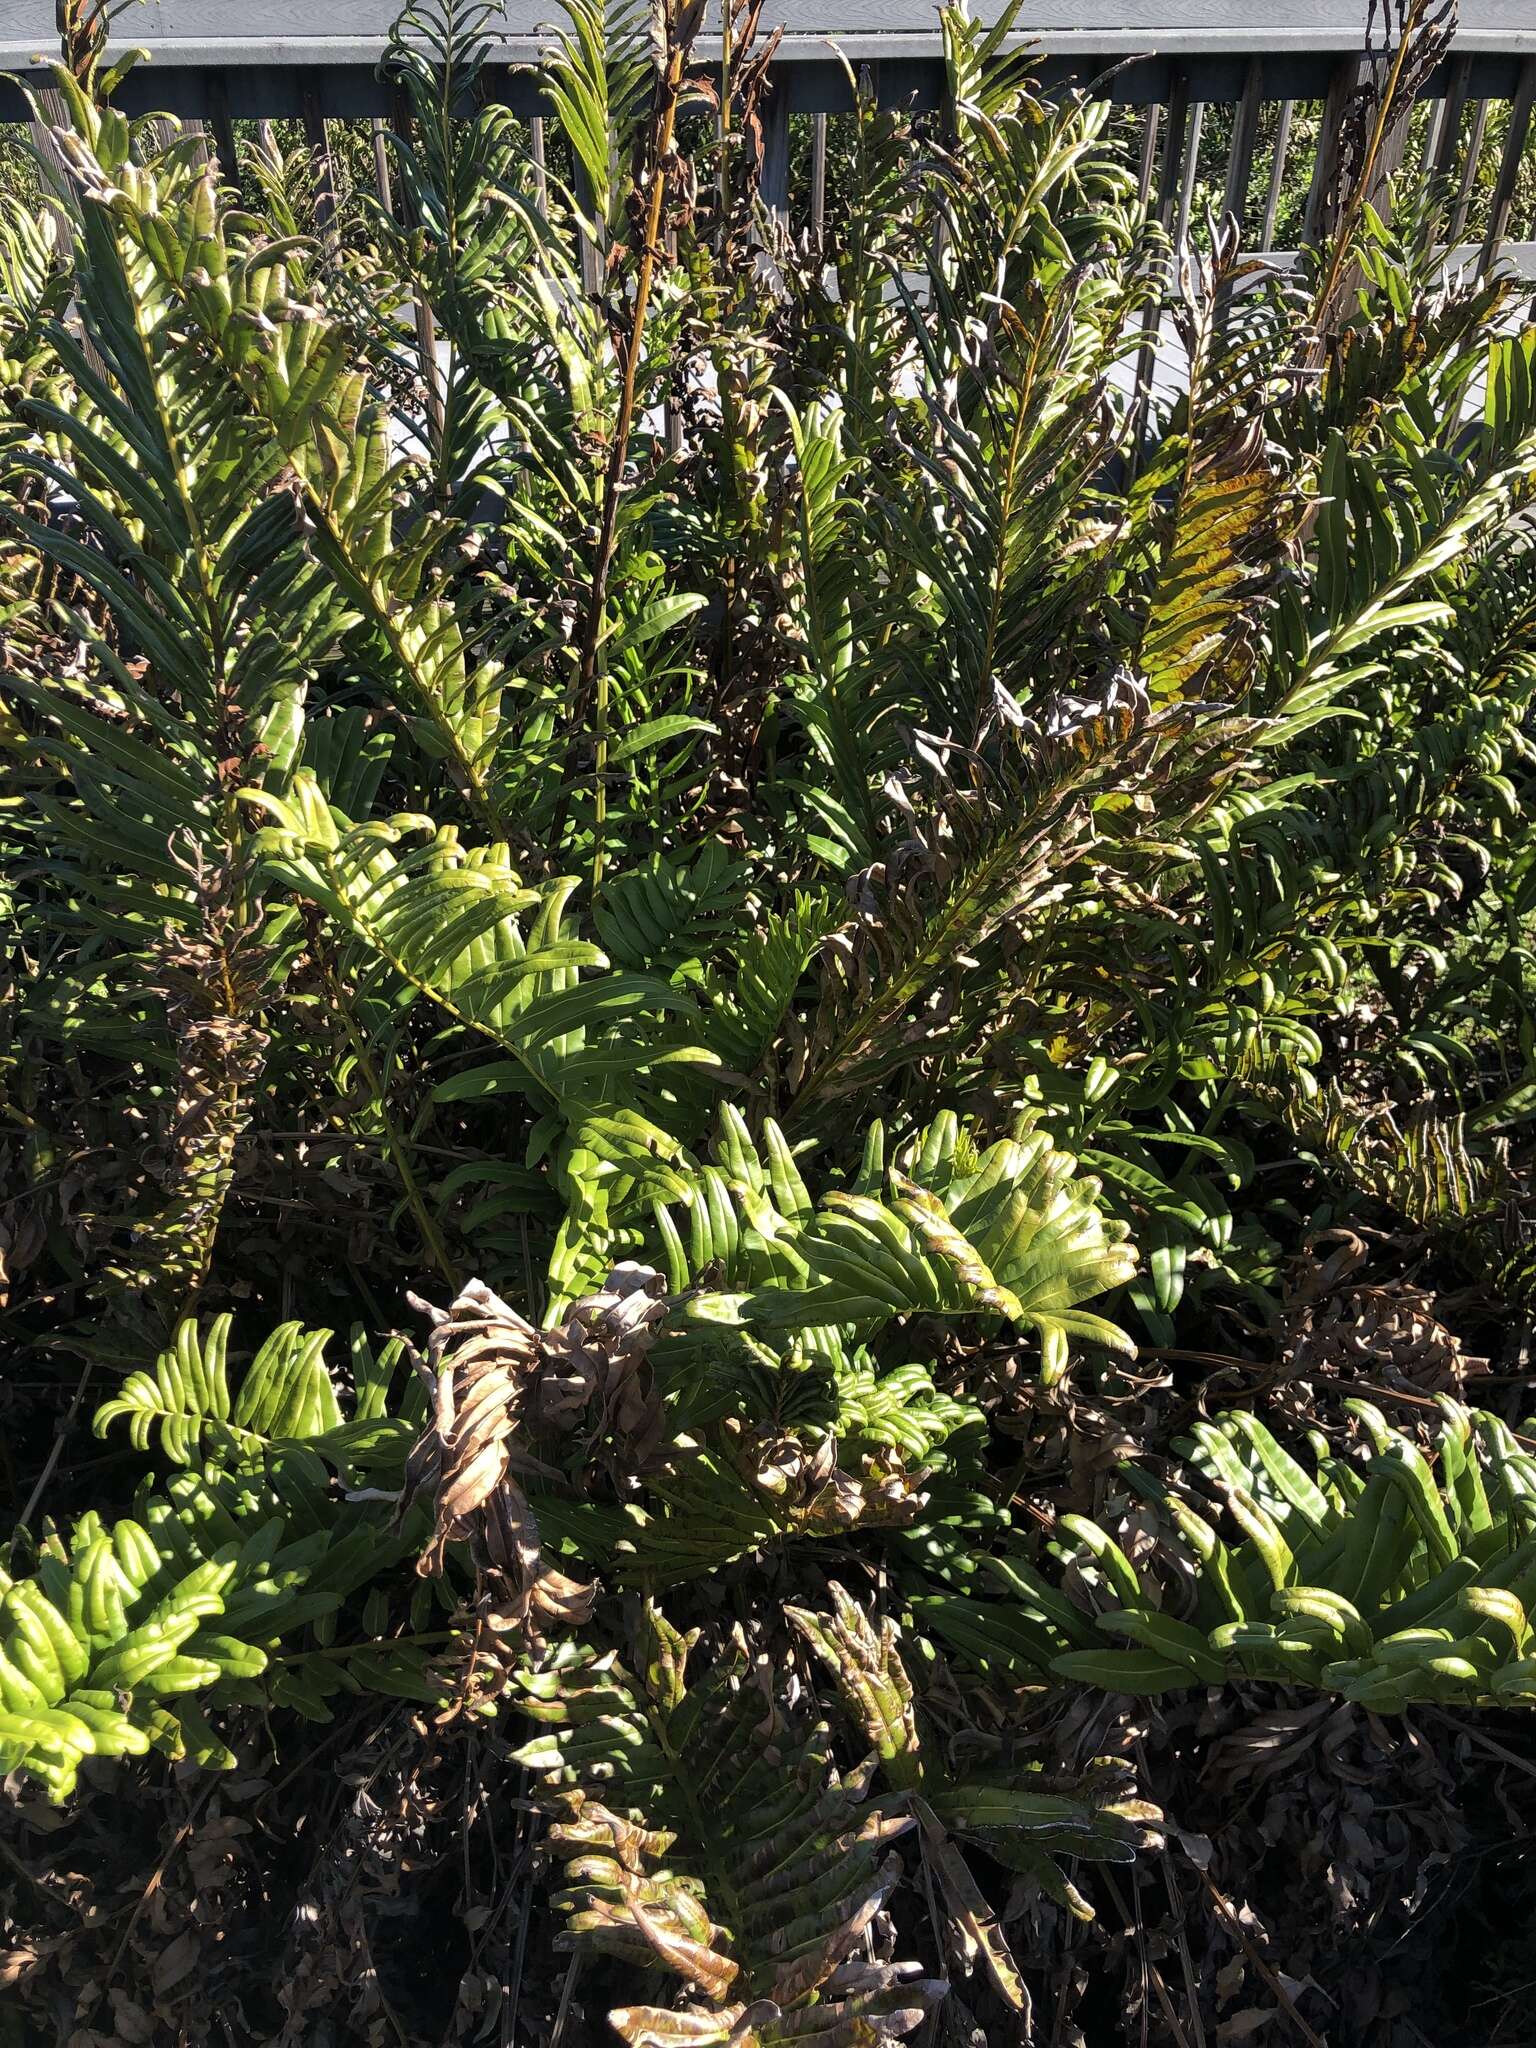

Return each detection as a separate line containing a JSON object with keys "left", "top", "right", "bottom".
{"left": 1174, "top": 98, "right": 1204, "bottom": 247}
{"left": 810, "top": 113, "right": 827, "bottom": 239}
{"left": 1449, "top": 95, "right": 1489, "bottom": 246}
{"left": 760, "top": 78, "right": 790, "bottom": 226}
{"left": 205, "top": 76, "right": 237, "bottom": 190}
{"left": 1303, "top": 55, "right": 1358, "bottom": 246}
{"left": 1154, "top": 71, "right": 1192, "bottom": 237}
{"left": 1424, "top": 81, "right": 1448, "bottom": 171}
{"left": 572, "top": 160, "right": 603, "bottom": 294}
{"left": 414, "top": 307, "right": 443, "bottom": 457}
{"left": 301, "top": 90, "right": 336, "bottom": 232}
{"left": 1482, "top": 57, "right": 1536, "bottom": 271}
{"left": 1223, "top": 57, "right": 1263, "bottom": 237}
{"left": 1137, "top": 102, "right": 1161, "bottom": 208}
{"left": 29, "top": 86, "right": 71, "bottom": 252}
{"left": 1259, "top": 98, "right": 1293, "bottom": 251}
{"left": 530, "top": 114, "right": 548, "bottom": 218}
{"left": 370, "top": 115, "right": 394, "bottom": 216}
{"left": 1378, "top": 97, "right": 1413, "bottom": 205}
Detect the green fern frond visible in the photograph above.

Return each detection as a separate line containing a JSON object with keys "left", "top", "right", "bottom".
{"left": 790, "top": 1583, "right": 1162, "bottom": 1938}
{"left": 677, "top": 1116, "right": 1137, "bottom": 1385}
{"left": 595, "top": 842, "right": 751, "bottom": 978}
{"left": 512, "top": 1609, "right": 944, "bottom": 2043}
{"left": 248, "top": 780, "right": 719, "bottom": 1130}
{"left": 0, "top": 1428, "right": 436, "bottom": 1798}
{"left": 91, "top": 1311, "right": 429, "bottom": 1476}
{"left": 928, "top": 1403, "right": 1536, "bottom": 1712}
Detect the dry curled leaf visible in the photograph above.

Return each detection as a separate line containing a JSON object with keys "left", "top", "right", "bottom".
{"left": 397, "top": 1267, "right": 671, "bottom": 1689}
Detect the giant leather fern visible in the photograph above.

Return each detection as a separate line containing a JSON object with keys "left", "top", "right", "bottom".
{"left": 8, "top": 0, "right": 1536, "bottom": 2037}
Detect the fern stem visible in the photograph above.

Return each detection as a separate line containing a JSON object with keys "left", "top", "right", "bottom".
{"left": 1305, "top": 0, "right": 1430, "bottom": 348}
{"left": 715, "top": 8, "right": 737, "bottom": 726}
{"left": 574, "top": 3, "right": 695, "bottom": 892}
{"left": 9, "top": 1358, "right": 91, "bottom": 1551}
{"left": 318, "top": 949, "right": 457, "bottom": 1286}
{"left": 269, "top": 1631, "right": 453, "bottom": 1663}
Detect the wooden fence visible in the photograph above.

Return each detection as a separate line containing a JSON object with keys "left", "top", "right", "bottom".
{"left": 4, "top": 2, "right": 1536, "bottom": 267}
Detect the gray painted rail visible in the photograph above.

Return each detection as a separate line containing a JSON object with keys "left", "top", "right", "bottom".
{"left": 4, "top": 0, "right": 1536, "bottom": 65}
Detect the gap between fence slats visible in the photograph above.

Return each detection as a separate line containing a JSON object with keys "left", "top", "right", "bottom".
{"left": 760, "top": 77, "right": 791, "bottom": 224}
{"left": 1430, "top": 49, "right": 1473, "bottom": 181}
{"left": 1450, "top": 95, "right": 1490, "bottom": 244}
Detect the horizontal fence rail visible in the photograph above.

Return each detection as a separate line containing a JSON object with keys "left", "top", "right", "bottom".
{"left": 7, "top": 2, "right": 1536, "bottom": 103}
{"left": 5, "top": 0, "right": 1536, "bottom": 62}
{"left": 5, "top": 3, "right": 1536, "bottom": 277}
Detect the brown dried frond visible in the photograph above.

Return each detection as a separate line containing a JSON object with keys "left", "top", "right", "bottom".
{"left": 1342, "top": 1, "right": 1459, "bottom": 199}
{"left": 59, "top": 0, "right": 113, "bottom": 86}
{"left": 987, "top": 1357, "right": 1174, "bottom": 1521}
{"left": 397, "top": 1266, "right": 671, "bottom": 1694}
{"left": 1198, "top": 1683, "right": 1468, "bottom": 1966}
{"left": 1279, "top": 1227, "right": 1484, "bottom": 1406}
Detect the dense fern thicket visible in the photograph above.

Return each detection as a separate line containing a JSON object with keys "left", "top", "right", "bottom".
{"left": 5, "top": 0, "right": 1536, "bottom": 2040}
